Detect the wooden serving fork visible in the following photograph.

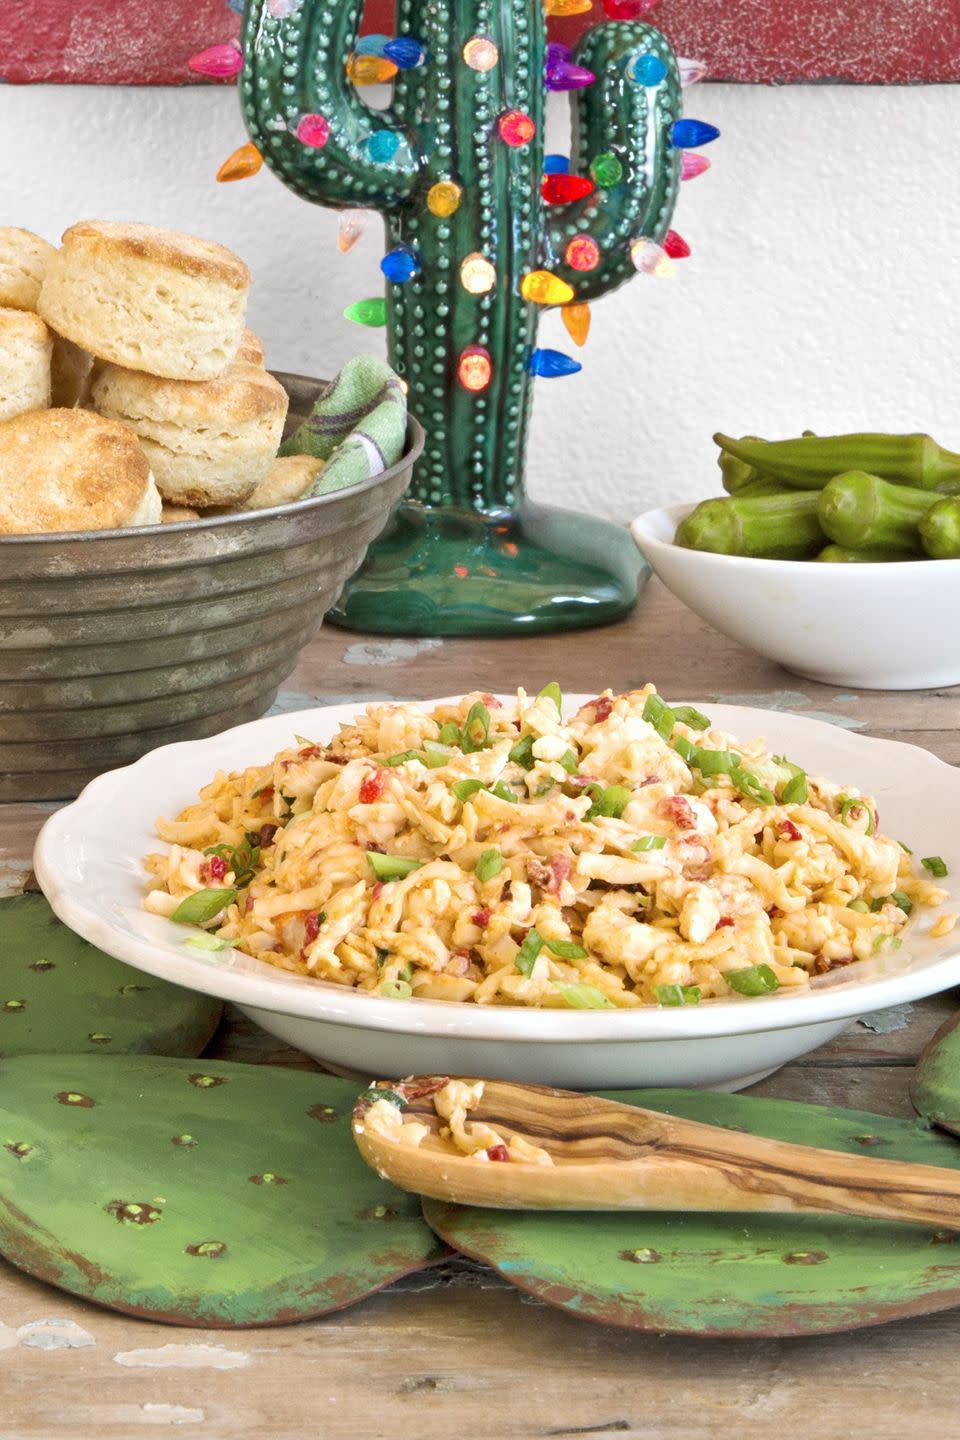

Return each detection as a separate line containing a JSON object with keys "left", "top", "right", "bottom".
{"left": 352, "top": 1078, "right": 960, "bottom": 1227}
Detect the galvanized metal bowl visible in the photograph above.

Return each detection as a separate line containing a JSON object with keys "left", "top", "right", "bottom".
{"left": 0, "top": 372, "right": 423, "bottom": 801}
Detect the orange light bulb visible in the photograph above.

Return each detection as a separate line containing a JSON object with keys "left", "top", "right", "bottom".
{"left": 565, "top": 235, "right": 600, "bottom": 272}
{"left": 562, "top": 302, "right": 591, "bottom": 347}
{"left": 346, "top": 54, "right": 399, "bottom": 84}
{"left": 427, "top": 181, "right": 463, "bottom": 217}
{"left": 458, "top": 346, "right": 493, "bottom": 392}
{"left": 216, "top": 143, "right": 263, "bottom": 182}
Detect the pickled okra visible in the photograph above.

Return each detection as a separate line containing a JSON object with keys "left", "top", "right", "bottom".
{"left": 714, "top": 432, "right": 960, "bottom": 492}
{"left": 818, "top": 471, "right": 933, "bottom": 553}
{"left": 675, "top": 492, "right": 823, "bottom": 559}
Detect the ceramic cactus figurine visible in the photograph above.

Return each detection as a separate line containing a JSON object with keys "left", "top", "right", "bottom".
{"left": 240, "top": 1, "right": 711, "bottom": 633}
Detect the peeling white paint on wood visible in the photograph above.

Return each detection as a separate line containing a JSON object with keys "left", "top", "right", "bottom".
{"left": 16, "top": 1317, "right": 96, "bottom": 1350}
{"left": 114, "top": 1343, "right": 251, "bottom": 1371}
{"left": 343, "top": 638, "right": 444, "bottom": 667}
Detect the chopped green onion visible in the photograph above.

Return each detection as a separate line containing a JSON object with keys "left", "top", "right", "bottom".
{"left": 384, "top": 749, "right": 422, "bottom": 766}
{"left": 204, "top": 841, "right": 260, "bottom": 888}
{"left": 538, "top": 682, "right": 563, "bottom": 712}
{"left": 380, "top": 979, "right": 412, "bottom": 999}
{"left": 672, "top": 705, "right": 711, "bottom": 731}
{"left": 889, "top": 889, "right": 913, "bottom": 915}
{"left": 294, "top": 733, "right": 318, "bottom": 746}
{"left": 899, "top": 840, "right": 913, "bottom": 855}
{"left": 873, "top": 934, "right": 903, "bottom": 953}
{"left": 363, "top": 1085, "right": 407, "bottom": 1109}
{"left": 847, "top": 898, "right": 870, "bottom": 913}
{"left": 183, "top": 933, "right": 232, "bottom": 953}
{"left": 398, "top": 963, "right": 414, "bottom": 982}
{"left": 366, "top": 853, "right": 423, "bottom": 881}
{"left": 171, "top": 889, "right": 237, "bottom": 926}
{"left": 838, "top": 795, "right": 875, "bottom": 835}
{"left": 422, "top": 741, "right": 453, "bottom": 768}
{"left": 631, "top": 835, "right": 667, "bottom": 852}
{"left": 508, "top": 734, "right": 535, "bottom": 770}
{"left": 731, "top": 768, "right": 776, "bottom": 806}
{"left": 922, "top": 856, "right": 949, "bottom": 878}
{"left": 452, "top": 779, "right": 486, "bottom": 803}
{"left": 672, "top": 735, "right": 696, "bottom": 762}
{"left": 642, "top": 693, "right": 676, "bottom": 741}
{"left": 586, "top": 784, "right": 631, "bottom": 820}
{"left": 515, "top": 928, "right": 544, "bottom": 977}
{"left": 690, "top": 748, "right": 740, "bottom": 777}
{"left": 533, "top": 780, "right": 556, "bottom": 798}
{"left": 475, "top": 848, "right": 503, "bottom": 884}
{"left": 544, "top": 938, "right": 589, "bottom": 960}
{"left": 870, "top": 896, "right": 887, "bottom": 913}
{"left": 461, "top": 702, "right": 491, "bottom": 754}
{"left": 555, "top": 982, "right": 614, "bottom": 1010}
{"left": 490, "top": 781, "right": 518, "bottom": 804}
{"left": 559, "top": 749, "right": 579, "bottom": 775}
{"left": 780, "top": 771, "right": 809, "bottom": 805}
{"left": 655, "top": 983, "right": 702, "bottom": 1007}
{"left": 726, "top": 964, "right": 780, "bottom": 997}
{"left": 438, "top": 722, "right": 461, "bottom": 747}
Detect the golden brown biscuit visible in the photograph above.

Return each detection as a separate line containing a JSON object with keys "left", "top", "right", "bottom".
{"left": 90, "top": 361, "right": 288, "bottom": 508}
{"left": 236, "top": 327, "right": 265, "bottom": 366}
{"left": 38, "top": 221, "right": 250, "bottom": 380}
{"left": 240, "top": 453, "right": 325, "bottom": 510}
{"left": 161, "top": 503, "right": 201, "bottom": 523}
{"left": 0, "top": 408, "right": 161, "bottom": 534}
{"left": 0, "top": 307, "right": 52, "bottom": 421}
{"left": 0, "top": 228, "right": 55, "bottom": 311}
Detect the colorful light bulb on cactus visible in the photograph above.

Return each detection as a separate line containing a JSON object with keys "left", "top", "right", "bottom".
{"left": 680, "top": 152, "right": 711, "bottom": 181}
{"left": 240, "top": 0, "right": 709, "bottom": 633}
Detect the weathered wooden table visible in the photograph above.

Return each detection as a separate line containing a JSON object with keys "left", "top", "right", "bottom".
{"left": 3, "top": 580, "right": 958, "bottom": 1440}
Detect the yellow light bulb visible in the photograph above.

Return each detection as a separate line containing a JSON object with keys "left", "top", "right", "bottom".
{"left": 520, "top": 270, "right": 575, "bottom": 305}
{"left": 544, "top": 0, "right": 593, "bottom": 15}
{"left": 463, "top": 36, "right": 499, "bottom": 71}
{"left": 460, "top": 252, "right": 496, "bottom": 294}
{"left": 427, "top": 181, "right": 463, "bottom": 218}
{"left": 346, "top": 54, "right": 399, "bottom": 84}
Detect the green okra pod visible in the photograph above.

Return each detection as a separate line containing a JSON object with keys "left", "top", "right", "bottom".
{"left": 731, "top": 476, "right": 795, "bottom": 499}
{"left": 714, "top": 432, "right": 960, "bottom": 492}
{"left": 815, "top": 545, "right": 906, "bottom": 563}
{"left": 675, "top": 492, "right": 824, "bottom": 559}
{"left": 920, "top": 497, "right": 960, "bottom": 559}
{"left": 818, "top": 471, "right": 934, "bottom": 552}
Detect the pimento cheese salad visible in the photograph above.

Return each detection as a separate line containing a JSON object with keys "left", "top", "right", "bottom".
{"left": 144, "top": 686, "right": 952, "bottom": 1010}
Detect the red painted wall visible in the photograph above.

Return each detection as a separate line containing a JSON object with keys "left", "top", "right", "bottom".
{"left": 3, "top": 0, "right": 958, "bottom": 85}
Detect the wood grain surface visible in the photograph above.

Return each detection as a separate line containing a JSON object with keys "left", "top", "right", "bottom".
{"left": 2, "top": 578, "right": 959, "bottom": 1439}
{"left": 6, "top": 0, "right": 958, "bottom": 85}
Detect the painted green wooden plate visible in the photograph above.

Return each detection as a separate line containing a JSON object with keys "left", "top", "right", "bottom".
{"left": 0, "top": 1055, "right": 445, "bottom": 1326}
{"left": 911, "top": 1012, "right": 960, "bottom": 1137}
{"left": 423, "top": 1089, "right": 960, "bottom": 1337}
{"left": 0, "top": 894, "right": 222, "bottom": 1057}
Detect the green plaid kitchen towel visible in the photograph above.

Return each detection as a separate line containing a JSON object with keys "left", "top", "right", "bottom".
{"left": 280, "top": 354, "right": 408, "bottom": 495}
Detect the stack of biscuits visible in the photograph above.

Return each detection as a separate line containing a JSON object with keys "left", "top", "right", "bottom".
{"left": 0, "top": 221, "right": 322, "bottom": 536}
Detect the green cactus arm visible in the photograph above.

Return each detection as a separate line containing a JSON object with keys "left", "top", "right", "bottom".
{"left": 540, "top": 22, "right": 681, "bottom": 301}
{"left": 240, "top": 0, "right": 421, "bottom": 211}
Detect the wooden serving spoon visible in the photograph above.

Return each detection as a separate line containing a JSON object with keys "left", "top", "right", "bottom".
{"left": 352, "top": 1077, "right": 960, "bottom": 1227}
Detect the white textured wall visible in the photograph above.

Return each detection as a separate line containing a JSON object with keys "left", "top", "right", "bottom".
{"left": 6, "top": 81, "right": 955, "bottom": 519}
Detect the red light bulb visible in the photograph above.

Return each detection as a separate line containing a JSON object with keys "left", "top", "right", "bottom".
{"left": 663, "top": 230, "right": 691, "bottom": 259}
{"left": 542, "top": 174, "right": 595, "bottom": 205}
{"left": 458, "top": 346, "right": 493, "bottom": 392}
{"left": 565, "top": 235, "right": 600, "bottom": 272}
{"left": 498, "top": 110, "right": 536, "bottom": 147}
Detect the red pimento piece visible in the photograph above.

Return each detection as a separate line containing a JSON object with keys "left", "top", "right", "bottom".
{"left": 548, "top": 855, "right": 572, "bottom": 892}
{"left": 397, "top": 1077, "right": 449, "bottom": 1100}
{"left": 473, "top": 908, "right": 491, "bottom": 928}
{"left": 297, "top": 745, "right": 325, "bottom": 759}
{"left": 779, "top": 820, "right": 803, "bottom": 843}
{"left": 716, "top": 916, "right": 735, "bottom": 929}
{"left": 481, "top": 693, "right": 503, "bottom": 708}
{"left": 200, "top": 855, "right": 228, "bottom": 883}
{"left": 662, "top": 795, "right": 697, "bottom": 830}
{"left": 303, "top": 911, "right": 323, "bottom": 945}
{"left": 589, "top": 696, "right": 613, "bottom": 722}
{"left": 257, "top": 785, "right": 275, "bottom": 800}
{"left": 359, "top": 769, "right": 389, "bottom": 805}
{"left": 371, "top": 881, "right": 384, "bottom": 901}
{"left": 259, "top": 824, "right": 280, "bottom": 847}
{"left": 486, "top": 1143, "right": 511, "bottom": 1162}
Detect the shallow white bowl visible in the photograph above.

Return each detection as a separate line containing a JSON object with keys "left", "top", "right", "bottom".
{"left": 34, "top": 697, "right": 960, "bottom": 1092}
{"left": 631, "top": 502, "right": 960, "bottom": 690}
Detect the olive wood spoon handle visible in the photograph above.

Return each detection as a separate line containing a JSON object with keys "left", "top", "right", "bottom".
{"left": 352, "top": 1077, "right": 960, "bottom": 1227}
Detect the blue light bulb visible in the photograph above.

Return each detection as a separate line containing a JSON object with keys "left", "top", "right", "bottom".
{"left": 366, "top": 130, "right": 401, "bottom": 163}
{"left": 544, "top": 154, "right": 570, "bottom": 174}
{"left": 670, "top": 118, "right": 721, "bottom": 149}
{"left": 631, "top": 53, "right": 668, "bottom": 86}
{"left": 380, "top": 246, "right": 420, "bottom": 283}
{"left": 529, "top": 348, "right": 582, "bottom": 379}
{"left": 355, "top": 33, "right": 390, "bottom": 56}
{"left": 384, "top": 36, "right": 426, "bottom": 68}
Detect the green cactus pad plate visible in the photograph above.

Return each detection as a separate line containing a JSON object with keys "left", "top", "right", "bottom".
{"left": 423, "top": 1088, "right": 960, "bottom": 1337}
{"left": 0, "top": 1055, "right": 445, "bottom": 1326}
{"left": 0, "top": 894, "right": 221, "bottom": 1058}
{"left": 910, "top": 1012, "right": 960, "bottom": 1136}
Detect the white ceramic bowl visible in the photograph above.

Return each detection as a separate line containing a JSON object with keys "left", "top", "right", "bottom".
{"left": 34, "top": 697, "right": 960, "bottom": 1092}
{"left": 631, "top": 502, "right": 960, "bottom": 690}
